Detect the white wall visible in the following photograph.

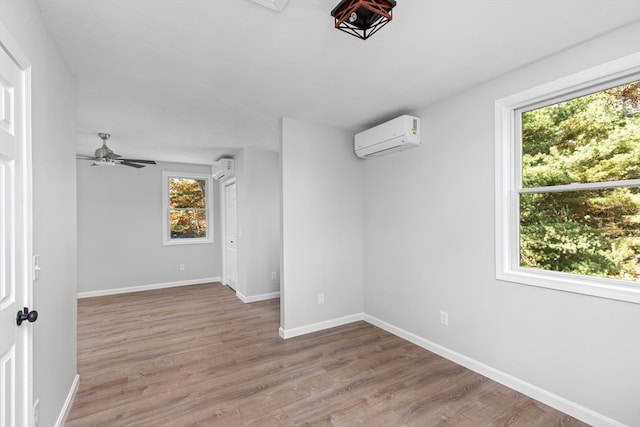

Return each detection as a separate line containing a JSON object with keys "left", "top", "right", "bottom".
{"left": 280, "top": 118, "right": 364, "bottom": 334}
{"left": 77, "top": 160, "right": 220, "bottom": 294}
{"left": 0, "top": 1, "right": 78, "bottom": 426}
{"left": 363, "top": 22, "right": 640, "bottom": 427}
{"left": 234, "top": 148, "right": 281, "bottom": 300}
{"left": 5, "top": 2, "right": 636, "bottom": 425}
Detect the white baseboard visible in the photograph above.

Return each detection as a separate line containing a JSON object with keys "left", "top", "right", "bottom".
{"left": 279, "top": 313, "right": 364, "bottom": 339}
{"left": 363, "top": 314, "right": 626, "bottom": 427}
{"left": 77, "top": 277, "right": 221, "bottom": 298}
{"left": 236, "top": 290, "right": 280, "bottom": 303}
{"left": 55, "top": 373, "right": 79, "bottom": 427}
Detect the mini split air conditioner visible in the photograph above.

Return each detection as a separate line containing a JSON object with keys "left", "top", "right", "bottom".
{"left": 354, "top": 115, "right": 420, "bottom": 159}
{"left": 212, "top": 158, "right": 235, "bottom": 180}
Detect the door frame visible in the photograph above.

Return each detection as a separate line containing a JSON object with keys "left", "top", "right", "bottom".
{"left": 0, "top": 23, "right": 34, "bottom": 426}
{"left": 220, "top": 177, "right": 237, "bottom": 289}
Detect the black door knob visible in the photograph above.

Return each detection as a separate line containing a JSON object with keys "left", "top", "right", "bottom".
{"left": 16, "top": 307, "right": 38, "bottom": 326}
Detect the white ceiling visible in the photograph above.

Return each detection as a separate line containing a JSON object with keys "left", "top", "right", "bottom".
{"left": 35, "top": 0, "right": 640, "bottom": 164}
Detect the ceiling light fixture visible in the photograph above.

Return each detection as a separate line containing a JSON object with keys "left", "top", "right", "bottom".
{"left": 331, "top": 0, "right": 397, "bottom": 40}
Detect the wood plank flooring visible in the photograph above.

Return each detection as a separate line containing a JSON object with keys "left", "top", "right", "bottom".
{"left": 65, "top": 283, "right": 589, "bottom": 427}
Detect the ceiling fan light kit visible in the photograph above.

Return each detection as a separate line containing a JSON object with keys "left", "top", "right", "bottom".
{"left": 92, "top": 159, "right": 117, "bottom": 167}
{"left": 76, "top": 133, "right": 157, "bottom": 169}
{"left": 331, "top": 0, "right": 396, "bottom": 40}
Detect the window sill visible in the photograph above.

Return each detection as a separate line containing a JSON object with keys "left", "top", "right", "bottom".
{"left": 163, "top": 237, "right": 213, "bottom": 246}
{"left": 497, "top": 268, "right": 640, "bottom": 304}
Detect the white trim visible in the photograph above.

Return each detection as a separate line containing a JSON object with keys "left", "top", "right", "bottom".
{"left": 162, "top": 171, "right": 214, "bottom": 245}
{"left": 278, "top": 313, "right": 364, "bottom": 339}
{"left": 54, "top": 374, "right": 79, "bottom": 427}
{"left": 363, "top": 315, "right": 627, "bottom": 427}
{"left": 77, "top": 277, "right": 221, "bottom": 299}
{"left": 520, "top": 179, "right": 640, "bottom": 194}
{"left": 495, "top": 52, "right": 640, "bottom": 304}
{"left": 496, "top": 53, "right": 640, "bottom": 110}
{"left": 0, "top": 25, "right": 31, "bottom": 67}
{"left": 236, "top": 290, "right": 280, "bottom": 303}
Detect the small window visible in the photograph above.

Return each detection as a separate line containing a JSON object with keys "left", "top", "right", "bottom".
{"left": 162, "top": 172, "right": 213, "bottom": 245}
{"left": 495, "top": 54, "right": 640, "bottom": 303}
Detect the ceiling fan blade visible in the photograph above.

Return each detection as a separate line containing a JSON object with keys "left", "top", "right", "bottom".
{"left": 119, "top": 158, "right": 156, "bottom": 164}
{"left": 88, "top": 134, "right": 154, "bottom": 170}
{"left": 120, "top": 161, "right": 146, "bottom": 168}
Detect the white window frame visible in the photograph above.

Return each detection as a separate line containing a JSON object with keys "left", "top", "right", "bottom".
{"left": 495, "top": 53, "right": 640, "bottom": 304}
{"left": 162, "top": 171, "right": 214, "bottom": 245}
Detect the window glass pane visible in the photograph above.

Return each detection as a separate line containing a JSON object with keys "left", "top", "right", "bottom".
{"left": 521, "top": 81, "right": 640, "bottom": 188}
{"left": 168, "top": 177, "right": 208, "bottom": 240}
{"left": 169, "top": 209, "right": 207, "bottom": 239}
{"left": 169, "top": 178, "right": 206, "bottom": 209}
{"left": 520, "top": 187, "right": 640, "bottom": 281}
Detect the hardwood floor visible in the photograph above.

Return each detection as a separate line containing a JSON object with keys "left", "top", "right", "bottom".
{"left": 66, "top": 283, "right": 589, "bottom": 427}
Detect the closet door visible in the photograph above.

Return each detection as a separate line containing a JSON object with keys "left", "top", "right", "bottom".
{"left": 224, "top": 182, "right": 237, "bottom": 289}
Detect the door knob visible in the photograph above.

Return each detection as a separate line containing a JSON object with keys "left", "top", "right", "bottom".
{"left": 16, "top": 307, "right": 38, "bottom": 326}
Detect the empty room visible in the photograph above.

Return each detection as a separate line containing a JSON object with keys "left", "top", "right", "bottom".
{"left": 0, "top": 1, "right": 639, "bottom": 426}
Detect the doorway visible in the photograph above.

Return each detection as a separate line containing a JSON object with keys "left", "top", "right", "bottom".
{"left": 0, "top": 26, "right": 33, "bottom": 427}
{"left": 222, "top": 179, "right": 238, "bottom": 290}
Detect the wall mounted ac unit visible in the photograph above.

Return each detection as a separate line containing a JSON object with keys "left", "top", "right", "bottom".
{"left": 354, "top": 115, "right": 420, "bottom": 159}
{"left": 212, "top": 158, "right": 235, "bottom": 180}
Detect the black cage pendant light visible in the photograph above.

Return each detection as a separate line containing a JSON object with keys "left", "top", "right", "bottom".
{"left": 331, "top": 0, "right": 397, "bottom": 40}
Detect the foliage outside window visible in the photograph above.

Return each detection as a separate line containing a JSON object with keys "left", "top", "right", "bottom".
{"left": 520, "top": 81, "right": 640, "bottom": 280}
{"left": 162, "top": 172, "right": 213, "bottom": 245}
{"left": 495, "top": 54, "right": 640, "bottom": 303}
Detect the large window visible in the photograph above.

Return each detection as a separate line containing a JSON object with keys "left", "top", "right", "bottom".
{"left": 162, "top": 172, "right": 213, "bottom": 245}
{"left": 495, "top": 54, "right": 640, "bottom": 303}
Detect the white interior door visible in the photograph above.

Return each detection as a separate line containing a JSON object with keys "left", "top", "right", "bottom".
{"left": 0, "top": 36, "right": 31, "bottom": 427}
{"left": 224, "top": 181, "right": 238, "bottom": 290}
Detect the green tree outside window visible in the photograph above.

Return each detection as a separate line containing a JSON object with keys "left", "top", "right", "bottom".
{"left": 520, "top": 81, "right": 640, "bottom": 280}
{"left": 169, "top": 177, "right": 208, "bottom": 239}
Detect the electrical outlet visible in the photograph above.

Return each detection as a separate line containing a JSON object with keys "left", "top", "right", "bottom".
{"left": 34, "top": 399, "right": 40, "bottom": 426}
{"left": 271, "top": 272, "right": 277, "bottom": 280}
{"left": 179, "top": 264, "right": 185, "bottom": 271}
{"left": 440, "top": 311, "right": 449, "bottom": 326}
{"left": 318, "top": 293, "right": 324, "bottom": 305}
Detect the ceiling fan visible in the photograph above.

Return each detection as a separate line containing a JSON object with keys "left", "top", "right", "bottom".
{"left": 76, "top": 133, "right": 156, "bottom": 168}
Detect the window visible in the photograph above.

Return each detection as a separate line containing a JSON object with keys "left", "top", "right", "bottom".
{"left": 495, "top": 54, "right": 640, "bottom": 303}
{"left": 162, "top": 172, "right": 213, "bottom": 245}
